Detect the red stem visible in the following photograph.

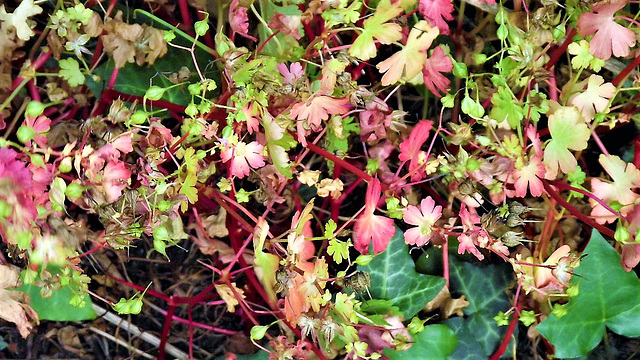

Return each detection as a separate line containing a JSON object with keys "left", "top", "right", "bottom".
{"left": 542, "top": 180, "right": 615, "bottom": 239}
{"left": 612, "top": 51, "right": 640, "bottom": 86}
{"left": 489, "top": 299, "right": 522, "bottom": 360}
{"left": 157, "top": 304, "right": 176, "bottom": 360}
{"left": 548, "top": 180, "right": 628, "bottom": 223}
{"left": 544, "top": 27, "right": 577, "bottom": 71}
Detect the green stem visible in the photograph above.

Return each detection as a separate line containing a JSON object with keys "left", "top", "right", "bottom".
{"left": 134, "top": 9, "right": 217, "bottom": 56}
{"left": 0, "top": 80, "right": 28, "bottom": 114}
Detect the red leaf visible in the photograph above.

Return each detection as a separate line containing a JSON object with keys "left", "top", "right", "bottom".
{"left": 422, "top": 46, "right": 453, "bottom": 97}
{"left": 419, "top": 0, "right": 454, "bottom": 35}
{"left": 354, "top": 178, "right": 395, "bottom": 254}
{"left": 399, "top": 120, "right": 433, "bottom": 181}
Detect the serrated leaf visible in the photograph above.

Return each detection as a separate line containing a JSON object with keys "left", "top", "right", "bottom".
{"left": 444, "top": 254, "right": 514, "bottom": 359}
{"left": 359, "top": 228, "right": 445, "bottom": 319}
{"left": 537, "top": 230, "right": 640, "bottom": 358}
{"left": 489, "top": 87, "right": 523, "bottom": 128}
{"left": 384, "top": 324, "right": 457, "bottom": 360}
{"left": 58, "top": 58, "right": 85, "bottom": 87}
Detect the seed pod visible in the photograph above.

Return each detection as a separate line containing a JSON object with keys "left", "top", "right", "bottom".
{"left": 508, "top": 201, "right": 531, "bottom": 216}
{"left": 506, "top": 213, "right": 524, "bottom": 227}
{"left": 344, "top": 271, "right": 371, "bottom": 293}
{"left": 500, "top": 231, "right": 525, "bottom": 247}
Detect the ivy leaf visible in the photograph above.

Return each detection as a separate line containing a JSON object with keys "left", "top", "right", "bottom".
{"left": 542, "top": 106, "right": 590, "bottom": 178}
{"left": 359, "top": 228, "right": 445, "bottom": 319}
{"left": 384, "top": 324, "right": 457, "bottom": 360}
{"left": 377, "top": 20, "right": 439, "bottom": 86}
{"left": 443, "top": 253, "right": 514, "bottom": 359}
{"left": 489, "top": 86, "right": 523, "bottom": 128}
{"left": 537, "top": 230, "right": 640, "bottom": 358}
{"left": 58, "top": 58, "right": 85, "bottom": 87}
{"left": 349, "top": 0, "right": 403, "bottom": 61}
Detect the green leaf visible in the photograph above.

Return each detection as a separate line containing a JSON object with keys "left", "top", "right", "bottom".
{"left": 359, "top": 228, "right": 445, "bottom": 319}
{"left": 542, "top": 106, "right": 590, "bottom": 176}
{"left": 384, "top": 324, "right": 457, "bottom": 360}
{"left": 18, "top": 284, "right": 96, "bottom": 321}
{"left": 537, "top": 230, "right": 640, "bottom": 358}
{"left": 328, "top": 238, "right": 349, "bottom": 265}
{"left": 490, "top": 87, "right": 523, "bottom": 128}
{"left": 444, "top": 254, "right": 513, "bottom": 359}
{"left": 58, "top": 58, "right": 85, "bottom": 86}
{"left": 0, "top": 335, "right": 7, "bottom": 351}
{"left": 349, "top": 1, "right": 402, "bottom": 61}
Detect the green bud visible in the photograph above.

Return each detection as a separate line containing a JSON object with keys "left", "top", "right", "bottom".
{"left": 354, "top": 255, "right": 374, "bottom": 266}
{"left": 154, "top": 238, "right": 169, "bottom": 259}
{"left": 474, "top": 53, "right": 487, "bottom": 65}
{"left": 407, "top": 317, "right": 427, "bottom": 334}
{"left": 65, "top": 182, "right": 84, "bottom": 199}
{"left": 130, "top": 110, "right": 149, "bottom": 125}
{"left": 30, "top": 154, "right": 45, "bottom": 167}
{"left": 497, "top": 25, "right": 508, "bottom": 41}
{"left": 17, "top": 125, "right": 35, "bottom": 144}
{"left": 250, "top": 325, "right": 269, "bottom": 340}
{"left": 153, "top": 226, "right": 170, "bottom": 242}
{"left": 610, "top": 201, "right": 623, "bottom": 212}
{"left": 615, "top": 223, "right": 631, "bottom": 243}
{"left": 26, "top": 101, "right": 46, "bottom": 117}
{"left": 145, "top": 86, "right": 166, "bottom": 101}
{"left": 452, "top": 61, "right": 468, "bottom": 78}
{"left": 22, "top": 268, "right": 37, "bottom": 285}
{"left": 59, "top": 157, "right": 72, "bottom": 173}
{"left": 194, "top": 14, "right": 210, "bottom": 36}
{"left": 185, "top": 102, "right": 198, "bottom": 117}
{"left": 221, "top": 125, "right": 233, "bottom": 139}
{"left": 553, "top": 24, "right": 566, "bottom": 41}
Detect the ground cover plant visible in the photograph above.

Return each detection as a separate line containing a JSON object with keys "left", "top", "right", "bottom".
{"left": 2, "top": 0, "right": 640, "bottom": 358}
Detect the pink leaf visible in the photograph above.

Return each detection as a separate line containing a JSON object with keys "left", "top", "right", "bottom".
{"left": 577, "top": 0, "right": 636, "bottom": 59}
{"left": 513, "top": 155, "right": 546, "bottom": 198}
{"left": 419, "top": 0, "right": 454, "bottom": 35}
{"left": 278, "top": 62, "right": 303, "bottom": 84}
{"left": 354, "top": 178, "right": 395, "bottom": 254}
{"left": 240, "top": 102, "right": 259, "bottom": 134}
{"left": 220, "top": 141, "right": 265, "bottom": 178}
{"left": 229, "top": 0, "right": 256, "bottom": 41}
{"left": 399, "top": 120, "right": 433, "bottom": 181}
{"left": 422, "top": 46, "right": 453, "bottom": 97}
{"left": 290, "top": 96, "right": 350, "bottom": 146}
{"left": 590, "top": 154, "right": 640, "bottom": 224}
{"left": 102, "top": 160, "right": 131, "bottom": 203}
